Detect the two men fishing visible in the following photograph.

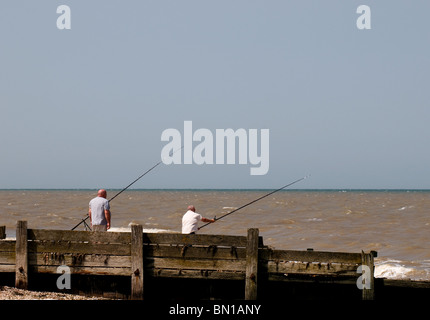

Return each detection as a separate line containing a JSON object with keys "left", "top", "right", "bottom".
{"left": 87, "top": 188, "right": 215, "bottom": 234}
{"left": 74, "top": 176, "right": 308, "bottom": 232}
{"left": 71, "top": 147, "right": 308, "bottom": 232}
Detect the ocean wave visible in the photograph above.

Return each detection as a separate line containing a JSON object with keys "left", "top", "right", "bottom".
{"left": 375, "top": 260, "right": 430, "bottom": 281}
{"left": 397, "top": 205, "right": 415, "bottom": 211}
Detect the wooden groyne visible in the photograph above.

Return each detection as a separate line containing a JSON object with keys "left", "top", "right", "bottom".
{"left": 0, "top": 221, "right": 378, "bottom": 300}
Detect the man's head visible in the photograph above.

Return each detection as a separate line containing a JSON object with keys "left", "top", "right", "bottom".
{"left": 187, "top": 205, "right": 195, "bottom": 212}
{"left": 97, "top": 189, "right": 107, "bottom": 199}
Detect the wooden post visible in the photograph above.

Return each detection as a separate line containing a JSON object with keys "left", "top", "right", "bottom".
{"left": 361, "top": 251, "right": 375, "bottom": 300}
{"left": 0, "top": 226, "right": 5, "bottom": 240}
{"left": 131, "top": 224, "right": 144, "bottom": 300}
{"left": 245, "top": 228, "right": 259, "bottom": 300}
{"left": 15, "top": 221, "right": 28, "bottom": 289}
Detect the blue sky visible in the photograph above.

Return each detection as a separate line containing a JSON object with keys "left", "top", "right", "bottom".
{"left": 1, "top": 1, "right": 429, "bottom": 189}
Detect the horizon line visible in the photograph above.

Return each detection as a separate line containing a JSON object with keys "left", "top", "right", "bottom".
{"left": 1, "top": 188, "right": 429, "bottom": 192}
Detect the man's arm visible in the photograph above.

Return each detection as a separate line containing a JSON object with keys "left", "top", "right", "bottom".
{"left": 88, "top": 208, "right": 92, "bottom": 226}
{"left": 105, "top": 209, "right": 111, "bottom": 230}
{"left": 201, "top": 217, "right": 215, "bottom": 223}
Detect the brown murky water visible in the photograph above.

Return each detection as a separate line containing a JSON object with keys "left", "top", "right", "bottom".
{"left": 1, "top": 189, "right": 430, "bottom": 280}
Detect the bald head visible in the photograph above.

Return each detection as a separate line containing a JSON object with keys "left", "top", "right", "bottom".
{"left": 97, "top": 189, "right": 107, "bottom": 199}
{"left": 187, "top": 205, "right": 195, "bottom": 212}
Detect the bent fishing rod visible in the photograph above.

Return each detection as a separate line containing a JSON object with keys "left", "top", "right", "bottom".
{"left": 198, "top": 175, "right": 310, "bottom": 231}
{"left": 71, "top": 147, "right": 183, "bottom": 231}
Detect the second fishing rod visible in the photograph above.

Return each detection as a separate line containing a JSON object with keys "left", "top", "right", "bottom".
{"left": 198, "top": 175, "right": 310, "bottom": 231}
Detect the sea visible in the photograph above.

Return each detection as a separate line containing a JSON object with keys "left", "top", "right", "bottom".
{"left": 1, "top": 189, "right": 430, "bottom": 281}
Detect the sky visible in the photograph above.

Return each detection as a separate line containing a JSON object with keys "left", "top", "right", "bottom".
{"left": 1, "top": 1, "right": 429, "bottom": 189}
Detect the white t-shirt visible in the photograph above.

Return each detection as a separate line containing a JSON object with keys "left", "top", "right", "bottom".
{"left": 182, "top": 210, "right": 202, "bottom": 234}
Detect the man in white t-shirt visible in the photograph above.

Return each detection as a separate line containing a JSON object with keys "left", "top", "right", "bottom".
{"left": 182, "top": 205, "right": 215, "bottom": 234}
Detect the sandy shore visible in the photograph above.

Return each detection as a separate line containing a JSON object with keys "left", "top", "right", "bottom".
{"left": 0, "top": 286, "right": 111, "bottom": 300}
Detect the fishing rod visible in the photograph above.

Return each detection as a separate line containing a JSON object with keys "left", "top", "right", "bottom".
{"left": 198, "top": 175, "right": 310, "bottom": 231}
{"left": 71, "top": 147, "right": 183, "bottom": 231}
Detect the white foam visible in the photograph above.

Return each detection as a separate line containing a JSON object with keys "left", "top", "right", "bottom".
{"left": 397, "top": 205, "right": 414, "bottom": 211}
{"left": 375, "top": 262, "right": 414, "bottom": 279}
{"left": 109, "top": 226, "right": 175, "bottom": 234}
{"left": 375, "top": 260, "right": 430, "bottom": 281}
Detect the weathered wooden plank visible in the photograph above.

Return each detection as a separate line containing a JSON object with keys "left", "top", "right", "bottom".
{"left": 27, "top": 241, "right": 131, "bottom": 256}
{"left": 145, "top": 257, "right": 246, "bottom": 272}
{"left": 0, "top": 251, "right": 15, "bottom": 264}
{"left": 361, "top": 251, "right": 375, "bottom": 300}
{"left": 267, "top": 273, "right": 358, "bottom": 284}
{"left": 143, "top": 245, "right": 246, "bottom": 260}
{"left": 0, "top": 226, "right": 5, "bottom": 240}
{"left": 29, "top": 265, "right": 131, "bottom": 276}
{"left": 146, "top": 268, "right": 246, "bottom": 280}
{"left": 0, "top": 264, "right": 15, "bottom": 272}
{"left": 259, "top": 248, "right": 362, "bottom": 264}
{"left": 0, "top": 240, "right": 16, "bottom": 252}
{"left": 6, "top": 244, "right": 244, "bottom": 265}
{"left": 141, "top": 233, "right": 255, "bottom": 247}
{"left": 382, "top": 279, "right": 430, "bottom": 289}
{"left": 245, "top": 228, "right": 259, "bottom": 300}
{"left": 131, "top": 224, "right": 144, "bottom": 300}
{"left": 29, "top": 253, "right": 131, "bottom": 268}
{"left": 28, "top": 229, "right": 131, "bottom": 244}
{"left": 15, "top": 221, "right": 28, "bottom": 289}
{"left": 27, "top": 229, "right": 264, "bottom": 247}
{"left": 0, "top": 239, "right": 15, "bottom": 267}
{"left": 266, "top": 261, "right": 359, "bottom": 276}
